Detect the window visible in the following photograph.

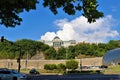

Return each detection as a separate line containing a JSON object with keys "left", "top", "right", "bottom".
{"left": 0, "top": 71, "right": 11, "bottom": 74}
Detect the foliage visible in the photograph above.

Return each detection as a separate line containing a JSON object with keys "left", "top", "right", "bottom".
{"left": 44, "top": 47, "right": 57, "bottom": 59}
{"left": 66, "top": 60, "right": 78, "bottom": 70}
{"left": 1, "top": 38, "right": 120, "bottom": 59}
{"left": 0, "top": 0, "right": 38, "bottom": 27}
{"left": 57, "top": 47, "right": 66, "bottom": 59}
{"left": 0, "top": 0, "right": 103, "bottom": 27}
{"left": 57, "top": 63, "right": 66, "bottom": 71}
{"left": 44, "top": 64, "right": 57, "bottom": 70}
{"left": 43, "top": 0, "right": 103, "bottom": 23}
{"left": 74, "top": 42, "right": 108, "bottom": 57}
{"left": 0, "top": 39, "right": 51, "bottom": 59}
{"left": 67, "top": 46, "right": 77, "bottom": 59}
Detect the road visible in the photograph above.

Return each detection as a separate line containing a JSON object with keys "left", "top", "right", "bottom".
{"left": 27, "top": 74, "right": 120, "bottom": 80}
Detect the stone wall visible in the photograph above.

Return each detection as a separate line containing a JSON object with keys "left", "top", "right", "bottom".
{"left": 0, "top": 57, "right": 103, "bottom": 70}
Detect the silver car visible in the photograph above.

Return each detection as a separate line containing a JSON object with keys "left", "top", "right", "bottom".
{"left": 0, "top": 69, "right": 27, "bottom": 80}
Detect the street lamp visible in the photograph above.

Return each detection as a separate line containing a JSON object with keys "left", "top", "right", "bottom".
{"left": 79, "top": 53, "right": 82, "bottom": 72}
{"left": 25, "top": 49, "right": 28, "bottom": 70}
{"left": 17, "top": 46, "right": 21, "bottom": 73}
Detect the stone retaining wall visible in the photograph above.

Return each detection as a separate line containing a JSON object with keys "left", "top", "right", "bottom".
{"left": 0, "top": 57, "right": 103, "bottom": 70}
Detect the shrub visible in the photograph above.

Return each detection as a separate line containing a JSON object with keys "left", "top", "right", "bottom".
{"left": 44, "top": 64, "right": 57, "bottom": 70}
{"left": 66, "top": 60, "right": 78, "bottom": 70}
{"left": 57, "top": 63, "right": 66, "bottom": 71}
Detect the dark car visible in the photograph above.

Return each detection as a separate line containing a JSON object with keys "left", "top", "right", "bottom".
{"left": 29, "top": 68, "right": 40, "bottom": 75}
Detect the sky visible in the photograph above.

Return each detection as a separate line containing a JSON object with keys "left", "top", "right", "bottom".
{"left": 0, "top": 0, "right": 120, "bottom": 43}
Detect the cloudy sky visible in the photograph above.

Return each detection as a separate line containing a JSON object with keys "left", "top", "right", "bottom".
{"left": 0, "top": 0, "right": 120, "bottom": 43}
{"left": 41, "top": 15, "right": 119, "bottom": 43}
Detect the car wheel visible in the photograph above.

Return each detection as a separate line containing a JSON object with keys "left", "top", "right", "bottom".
{"left": 13, "top": 77, "right": 17, "bottom": 80}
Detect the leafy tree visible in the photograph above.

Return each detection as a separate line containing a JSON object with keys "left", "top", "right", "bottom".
{"left": 75, "top": 42, "right": 90, "bottom": 55}
{"left": 44, "top": 47, "right": 57, "bottom": 59}
{"left": 15, "top": 39, "right": 37, "bottom": 58}
{"left": 0, "top": 40, "right": 18, "bottom": 59}
{"left": 57, "top": 47, "right": 66, "bottom": 59}
{"left": 43, "top": 0, "right": 103, "bottom": 23}
{"left": 107, "top": 40, "right": 120, "bottom": 50}
{"left": 0, "top": 38, "right": 52, "bottom": 59}
{"left": 0, "top": 0, "right": 38, "bottom": 27}
{"left": 67, "top": 46, "right": 74, "bottom": 59}
{"left": 0, "top": 0, "right": 103, "bottom": 27}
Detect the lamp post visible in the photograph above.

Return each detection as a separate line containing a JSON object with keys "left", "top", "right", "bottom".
{"left": 65, "top": 48, "right": 68, "bottom": 74}
{"left": 18, "top": 46, "right": 21, "bottom": 73}
{"left": 79, "top": 53, "right": 82, "bottom": 72}
{"left": 25, "top": 49, "right": 28, "bottom": 70}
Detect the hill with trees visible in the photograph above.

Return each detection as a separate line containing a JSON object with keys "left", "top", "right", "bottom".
{"left": 0, "top": 39, "right": 120, "bottom": 59}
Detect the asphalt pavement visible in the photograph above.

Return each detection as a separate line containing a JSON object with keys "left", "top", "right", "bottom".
{"left": 27, "top": 74, "right": 120, "bottom": 80}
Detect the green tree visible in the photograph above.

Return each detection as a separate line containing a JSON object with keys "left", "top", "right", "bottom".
{"left": 0, "top": 39, "right": 18, "bottom": 59}
{"left": 57, "top": 47, "right": 66, "bottom": 59}
{"left": 44, "top": 47, "right": 57, "bottom": 59}
{"left": 107, "top": 40, "right": 120, "bottom": 50}
{"left": 0, "top": 0, "right": 38, "bottom": 27}
{"left": 67, "top": 46, "right": 76, "bottom": 59}
{"left": 75, "top": 42, "right": 90, "bottom": 55}
{"left": 0, "top": 0, "right": 103, "bottom": 27}
{"left": 15, "top": 39, "right": 37, "bottom": 58}
{"left": 43, "top": 0, "right": 103, "bottom": 23}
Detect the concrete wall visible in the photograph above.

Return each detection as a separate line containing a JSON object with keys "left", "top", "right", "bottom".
{"left": 0, "top": 57, "right": 103, "bottom": 70}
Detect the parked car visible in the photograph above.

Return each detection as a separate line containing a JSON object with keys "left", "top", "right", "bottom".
{"left": 0, "top": 69, "right": 27, "bottom": 80}
{"left": 29, "top": 68, "right": 40, "bottom": 75}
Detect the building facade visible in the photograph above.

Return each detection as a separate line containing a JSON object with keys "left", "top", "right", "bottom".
{"left": 41, "top": 36, "right": 76, "bottom": 48}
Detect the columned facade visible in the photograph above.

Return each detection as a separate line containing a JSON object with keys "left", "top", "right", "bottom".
{"left": 41, "top": 36, "right": 76, "bottom": 48}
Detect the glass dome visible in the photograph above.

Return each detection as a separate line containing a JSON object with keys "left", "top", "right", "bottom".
{"left": 103, "top": 48, "right": 120, "bottom": 65}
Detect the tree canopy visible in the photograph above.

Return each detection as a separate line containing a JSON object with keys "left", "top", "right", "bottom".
{"left": 0, "top": 38, "right": 120, "bottom": 59}
{"left": 0, "top": 0, "right": 103, "bottom": 28}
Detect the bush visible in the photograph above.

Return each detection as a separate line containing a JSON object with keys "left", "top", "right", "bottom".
{"left": 66, "top": 60, "right": 78, "bottom": 70}
{"left": 44, "top": 64, "right": 57, "bottom": 70}
{"left": 57, "top": 63, "right": 66, "bottom": 71}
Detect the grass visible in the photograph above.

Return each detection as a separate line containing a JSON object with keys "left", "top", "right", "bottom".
{"left": 103, "top": 65, "right": 120, "bottom": 74}
{"left": 20, "top": 65, "right": 120, "bottom": 75}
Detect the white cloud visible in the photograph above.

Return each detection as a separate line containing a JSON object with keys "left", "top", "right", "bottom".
{"left": 40, "top": 15, "right": 119, "bottom": 43}
{"left": 41, "top": 32, "right": 56, "bottom": 41}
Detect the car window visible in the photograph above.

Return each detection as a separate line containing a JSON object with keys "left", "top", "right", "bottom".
{"left": 12, "top": 70, "right": 19, "bottom": 74}
{"left": 0, "top": 71, "right": 11, "bottom": 74}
